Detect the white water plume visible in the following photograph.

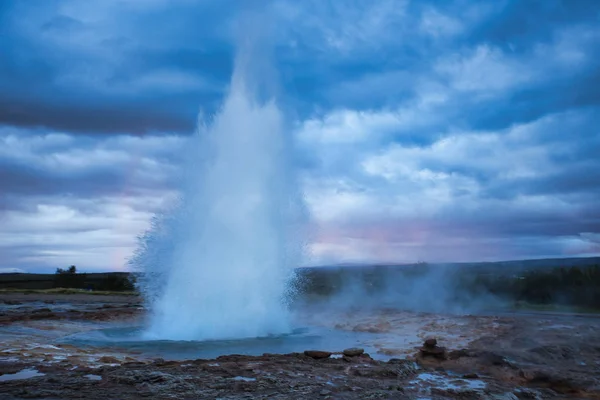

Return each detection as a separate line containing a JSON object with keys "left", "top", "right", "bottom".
{"left": 130, "top": 48, "right": 306, "bottom": 341}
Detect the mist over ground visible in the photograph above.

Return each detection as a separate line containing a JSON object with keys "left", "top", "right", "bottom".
{"left": 291, "top": 257, "right": 600, "bottom": 313}
{"left": 2, "top": 257, "right": 599, "bottom": 316}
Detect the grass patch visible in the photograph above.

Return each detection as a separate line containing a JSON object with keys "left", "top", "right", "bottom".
{"left": 0, "top": 288, "right": 138, "bottom": 296}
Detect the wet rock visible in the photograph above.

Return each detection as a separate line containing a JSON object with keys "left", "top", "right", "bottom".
{"left": 479, "top": 352, "right": 514, "bottom": 368}
{"left": 122, "top": 361, "right": 147, "bottom": 367}
{"left": 387, "top": 358, "right": 407, "bottom": 364}
{"left": 341, "top": 352, "right": 372, "bottom": 363}
{"left": 418, "top": 338, "right": 447, "bottom": 360}
{"left": 519, "top": 369, "right": 582, "bottom": 393}
{"left": 387, "top": 385, "right": 403, "bottom": 391}
{"left": 343, "top": 348, "right": 364, "bottom": 357}
{"left": 513, "top": 388, "right": 543, "bottom": 399}
{"left": 3, "top": 300, "right": 22, "bottom": 305}
{"left": 98, "top": 356, "right": 120, "bottom": 364}
{"left": 319, "top": 389, "right": 332, "bottom": 396}
{"left": 419, "top": 345, "right": 447, "bottom": 360}
{"left": 111, "top": 370, "right": 190, "bottom": 389}
{"left": 486, "top": 394, "right": 519, "bottom": 400}
{"left": 386, "top": 360, "right": 418, "bottom": 379}
{"left": 351, "top": 365, "right": 398, "bottom": 378}
{"left": 529, "top": 345, "right": 575, "bottom": 360}
{"left": 304, "top": 350, "right": 331, "bottom": 359}
{"left": 448, "top": 348, "right": 471, "bottom": 359}
{"left": 431, "top": 387, "right": 479, "bottom": 398}
{"left": 463, "top": 373, "right": 480, "bottom": 379}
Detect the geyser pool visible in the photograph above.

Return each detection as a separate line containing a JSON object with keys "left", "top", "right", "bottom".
{"left": 60, "top": 325, "right": 382, "bottom": 361}
{"left": 130, "top": 51, "right": 305, "bottom": 341}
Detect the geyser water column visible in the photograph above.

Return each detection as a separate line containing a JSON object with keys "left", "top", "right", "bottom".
{"left": 131, "top": 47, "right": 306, "bottom": 341}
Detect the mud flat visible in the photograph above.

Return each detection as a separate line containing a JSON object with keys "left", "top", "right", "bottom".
{"left": 1, "top": 293, "right": 599, "bottom": 399}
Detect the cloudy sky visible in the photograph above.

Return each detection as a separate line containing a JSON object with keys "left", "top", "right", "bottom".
{"left": 1, "top": 0, "right": 599, "bottom": 272}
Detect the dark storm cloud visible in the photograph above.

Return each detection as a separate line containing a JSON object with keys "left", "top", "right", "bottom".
{"left": 0, "top": 0, "right": 235, "bottom": 134}
{"left": 469, "top": 0, "right": 600, "bottom": 50}
{"left": 1, "top": 0, "right": 600, "bottom": 270}
{"left": 0, "top": 130, "right": 182, "bottom": 213}
{"left": 1, "top": 0, "right": 599, "bottom": 134}
{"left": 0, "top": 154, "right": 125, "bottom": 197}
{"left": 0, "top": 96, "right": 203, "bottom": 134}
{"left": 468, "top": 66, "right": 600, "bottom": 132}
{"left": 301, "top": 0, "right": 600, "bottom": 131}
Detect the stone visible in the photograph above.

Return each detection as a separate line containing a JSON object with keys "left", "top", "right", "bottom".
{"left": 419, "top": 345, "right": 447, "bottom": 360}
{"left": 448, "top": 349, "right": 470, "bottom": 359}
{"left": 343, "top": 348, "right": 365, "bottom": 357}
{"left": 304, "top": 350, "right": 332, "bottom": 359}
{"left": 98, "top": 356, "right": 120, "bottom": 364}
{"left": 424, "top": 338, "right": 437, "bottom": 348}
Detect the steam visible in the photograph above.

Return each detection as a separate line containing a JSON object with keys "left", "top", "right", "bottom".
{"left": 294, "top": 263, "right": 506, "bottom": 314}
{"left": 130, "top": 34, "right": 306, "bottom": 341}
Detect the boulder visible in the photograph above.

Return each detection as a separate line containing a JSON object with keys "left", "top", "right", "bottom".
{"left": 418, "top": 338, "right": 447, "bottom": 360}
{"left": 343, "top": 348, "right": 365, "bottom": 357}
{"left": 304, "top": 350, "right": 331, "bottom": 359}
{"left": 419, "top": 345, "right": 447, "bottom": 359}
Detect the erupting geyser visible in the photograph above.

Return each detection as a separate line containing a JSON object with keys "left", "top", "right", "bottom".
{"left": 130, "top": 47, "right": 306, "bottom": 341}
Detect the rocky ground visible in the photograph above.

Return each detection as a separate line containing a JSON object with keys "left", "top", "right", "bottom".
{"left": 1, "top": 293, "right": 599, "bottom": 399}
{"left": 0, "top": 292, "right": 140, "bottom": 324}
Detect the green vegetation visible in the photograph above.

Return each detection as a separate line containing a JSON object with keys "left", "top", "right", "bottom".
{"left": 54, "top": 265, "right": 87, "bottom": 289}
{"left": 295, "top": 262, "right": 600, "bottom": 311}
{"left": 51, "top": 266, "right": 136, "bottom": 292}
{"left": 1, "top": 259, "right": 599, "bottom": 313}
{"left": 0, "top": 288, "right": 138, "bottom": 296}
{"left": 455, "top": 264, "right": 600, "bottom": 309}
